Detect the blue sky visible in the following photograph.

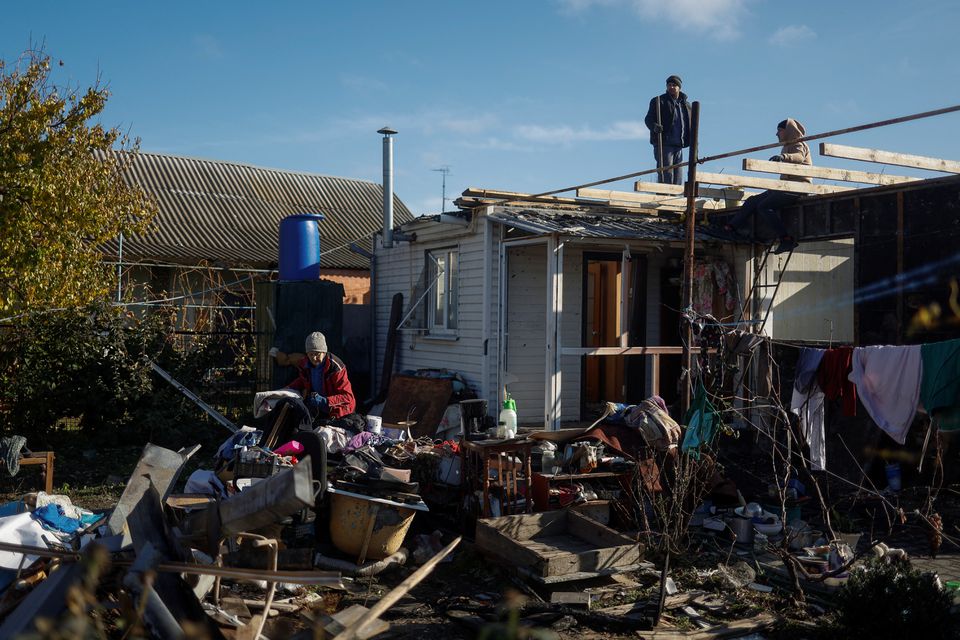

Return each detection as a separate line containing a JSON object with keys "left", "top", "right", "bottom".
{"left": 4, "top": 0, "right": 959, "bottom": 216}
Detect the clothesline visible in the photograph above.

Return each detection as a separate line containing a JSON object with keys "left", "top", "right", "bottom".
{"left": 791, "top": 338, "right": 960, "bottom": 474}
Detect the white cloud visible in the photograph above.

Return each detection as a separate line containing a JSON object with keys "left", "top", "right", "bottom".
{"left": 558, "top": 0, "right": 750, "bottom": 41}
{"left": 768, "top": 24, "right": 817, "bottom": 46}
{"left": 193, "top": 34, "right": 224, "bottom": 60}
{"left": 514, "top": 120, "right": 646, "bottom": 143}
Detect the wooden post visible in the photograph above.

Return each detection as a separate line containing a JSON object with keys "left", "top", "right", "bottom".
{"left": 896, "top": 191, "right": 905, "bottom": 343}
{"left": 680, "top": 101, "right": 701, "bottom": 415}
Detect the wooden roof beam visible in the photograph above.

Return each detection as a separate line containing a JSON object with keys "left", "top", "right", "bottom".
{"left": 695, "top": 171, "right": 852, "bottom": 195}
{"left": 743, "top": 158, "right": 918, "bottom": 185}
{"left": 577, "top": 188, "right": 726, "bottom": 211}
{"left": 632, "top": 180, "right": 749, "bottom": 200}
{"left": 819, "top": 143, "right": 960, "bottom": 173}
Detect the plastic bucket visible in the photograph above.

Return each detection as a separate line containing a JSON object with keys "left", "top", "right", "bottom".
{"left": 278, "top": 213, "right": 324, "bottom": 281}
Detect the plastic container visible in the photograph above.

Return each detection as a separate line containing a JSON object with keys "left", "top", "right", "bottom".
{"left": 499, "top": 394, "right": 518, "bottom": 436}
{"left": 366, "top": 415, "right": 383, "bottom": 435}
{"left": 278, "top": 213, "right": 325, "bottom": 281}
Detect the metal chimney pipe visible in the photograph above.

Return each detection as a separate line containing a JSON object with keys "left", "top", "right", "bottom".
{"left": 378, "top": 126, "right": 397, "bottom": 249}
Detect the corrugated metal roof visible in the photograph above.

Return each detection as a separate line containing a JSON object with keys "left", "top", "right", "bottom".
{"left": 100, "top": 151, "right": 414, "bottom": 270}
{"left": 487, "top": 206, "right": 729, "bottom": 242}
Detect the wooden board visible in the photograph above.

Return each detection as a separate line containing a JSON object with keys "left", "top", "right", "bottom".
{"left": 819, "top": 142, "right": 960, "bottom": 173}
{"left": 695, "top": 171, "right": 852, "bottom": 195}
{"left": 381, "top": 375, "right": 453, "bottom": 438}
{"left": 633, "top": 181, "right": 748, "bottom": 200}
{"left": 475, "top": 510, "right": 642, "bottom": 582}
{"left": 742, "top": 158, "right": 917, "bottom": 185}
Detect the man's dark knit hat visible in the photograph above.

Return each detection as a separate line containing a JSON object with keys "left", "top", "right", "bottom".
{"left": 777, "top": 120, "right": 788, "bottom": 129}
{"left": 666, "top": 75, "right": 682, "bottom": 87}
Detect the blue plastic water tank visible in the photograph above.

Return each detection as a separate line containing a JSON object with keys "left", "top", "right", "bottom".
{"left": 278, "top": 213, "right": 325, "bottom": 281}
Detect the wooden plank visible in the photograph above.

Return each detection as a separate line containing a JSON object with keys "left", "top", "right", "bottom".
{"left": 580, "top": 188, "right": 686, "bottom": 204}
{"left": 633, "top": 181, "right": 747, "bottom": 200}
{"left": 475, "top": 522, "right": 545, "bottom": 570}
{"left": 695, "top": 171, "right": 852, "bottom": 194}
{"left": 743, "top": 158, "right": 918, "bottom": 185}
{"left": 577, "top": 188, "right": 713, "bottom": 210}
{"left": 819, "top": 142, "right": 960, "bottom": 173}
{"left": 550, "top": 591, "right": 592, "bottom": 608}
{"left": 477, "top": 506, "right": 569, "bottom": 540}
{"left": 462, "top": 187, "right": 580, "bottom": 205}
{"left": 322, "top": 604, "right": 390, "bottom": 639}
{"left": 522, "top": 562, "right": 648, "bottom": 584}
{"left": 543, "top": 539, "right": 641, "bottom": 576}
{"left": 567, "top": 510, "right": 639, "bottom": 549}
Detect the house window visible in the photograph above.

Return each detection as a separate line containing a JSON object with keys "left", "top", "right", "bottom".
{"left": 427, "top": 248, "right": 458, "bottom": 332}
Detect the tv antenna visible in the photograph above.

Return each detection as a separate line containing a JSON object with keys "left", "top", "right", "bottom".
{"left": 432, "top": 165, "right": 452, "bottom": 212}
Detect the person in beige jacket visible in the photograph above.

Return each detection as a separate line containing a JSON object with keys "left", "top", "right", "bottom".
{"left": 724, "top": 118, "right": 811, "bottom": 254}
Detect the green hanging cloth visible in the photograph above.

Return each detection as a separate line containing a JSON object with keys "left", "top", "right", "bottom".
{"left": 682, "top": 383, "right": 720, "bottom": 458}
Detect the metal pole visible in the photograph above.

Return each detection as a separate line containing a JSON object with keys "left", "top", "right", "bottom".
{"left": 681, "top": 101, "right": 701, "bottom": 415}
{"left": 117, "top": 232, "right": 123, "bottom": 302}
{"left": 378, "top": 127, "right": 397, "bottom": 248}
{"left": 656, "top": 96, "right": 664, "bottom": 183}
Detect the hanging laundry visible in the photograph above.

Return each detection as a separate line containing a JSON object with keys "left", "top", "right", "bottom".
{"left": 920, "top": 338, "right": 960, "bottom": 431}
{"left": 725, "top": 332, "right": 774, "bottom": 397}
{"left": 692, "top": 263, "right": 715, "bottom": 315}
{"left": 791, "top": 383, "right": 826, "bottom": 470}
{"left": 848, "top": 345, "right": 922, "bottom": 445}
{"left": 817, "top": 346, "right": 857, "bottom": 416}
{"left": 682, "top": 383, "right": 720, "bottom": 458}
{"left": 711, "top": 260, "right": 737, "bottom": 311}
{"left": 794, "top": 348, "right": 825, "bottom": 394}
{"left": 693, "top": 258, "right": 738, "bottom": 315}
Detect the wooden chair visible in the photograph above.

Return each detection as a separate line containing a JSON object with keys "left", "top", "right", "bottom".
{"left": 1, "top": 451, "right": 55, "bottom": 493}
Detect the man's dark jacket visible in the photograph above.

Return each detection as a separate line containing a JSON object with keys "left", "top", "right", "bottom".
{"left": 644, "top": 91, "right": 692, "bottom": 147}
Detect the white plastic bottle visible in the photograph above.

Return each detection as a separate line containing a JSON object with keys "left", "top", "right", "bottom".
{"left": 499, "top": 394, "right": 518, "bottom": 438}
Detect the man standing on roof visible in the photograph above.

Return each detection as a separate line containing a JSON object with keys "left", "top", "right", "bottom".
{"left": 644, "top": 75, "right": 692, "bottom": 185}
{"left": 724, "top": 118, "right": 811, "bottom": 254}
{"left": 274, "top": 331, "right": 356, "bottom": 420}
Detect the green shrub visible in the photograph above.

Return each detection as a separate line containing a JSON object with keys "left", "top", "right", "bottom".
{"left": 833, "top": 558, "right": 957, "bottom": 639}
{"left": 0, "top": 303, "right": 254, "bottom": 449}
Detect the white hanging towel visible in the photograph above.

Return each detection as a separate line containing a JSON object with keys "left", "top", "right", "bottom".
{"left": 791, "top": 383, "right": 826, "bottom": 470}
{"left": 848, "top": 345, "right": 922, "bottom": 444}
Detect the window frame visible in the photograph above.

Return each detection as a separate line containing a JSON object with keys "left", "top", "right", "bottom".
{"left": 426, "top": 246, "right": 459, "bottom": 335}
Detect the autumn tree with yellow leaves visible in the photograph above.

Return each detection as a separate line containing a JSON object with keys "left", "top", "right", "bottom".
{"left": 0, "top": 50, "right": 157, "bottom": 315}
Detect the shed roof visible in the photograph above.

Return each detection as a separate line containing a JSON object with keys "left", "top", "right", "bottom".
{"left": 101, "top": 151, "right": 414, "bottom": 270}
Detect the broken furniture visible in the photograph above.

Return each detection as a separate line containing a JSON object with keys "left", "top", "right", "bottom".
{"left": 461, "top": 438, "right": 533, "bottom": 517}
{"left": 531, "top": 470, "right": 629, "bottom": 512}
{"left": 0, "top": 451, "right": 55, "bottom": 494}
{"left": 475, "top": 509, "right": 643, "bottom": 583}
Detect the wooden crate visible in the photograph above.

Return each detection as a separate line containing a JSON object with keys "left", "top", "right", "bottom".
{"left": 475, "top": 509, "right": 643, "bottom": 583}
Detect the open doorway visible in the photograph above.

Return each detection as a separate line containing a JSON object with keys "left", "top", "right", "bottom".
{"left": 582, "top": 253, "right": 647, "bottom": 412}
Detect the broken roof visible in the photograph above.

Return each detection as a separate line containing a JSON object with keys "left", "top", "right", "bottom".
{"left": 485, "top": 205, "right": 729, "bottom": 243}
{"left": 100, "top": 151, "right": 414, "bottom": 270}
